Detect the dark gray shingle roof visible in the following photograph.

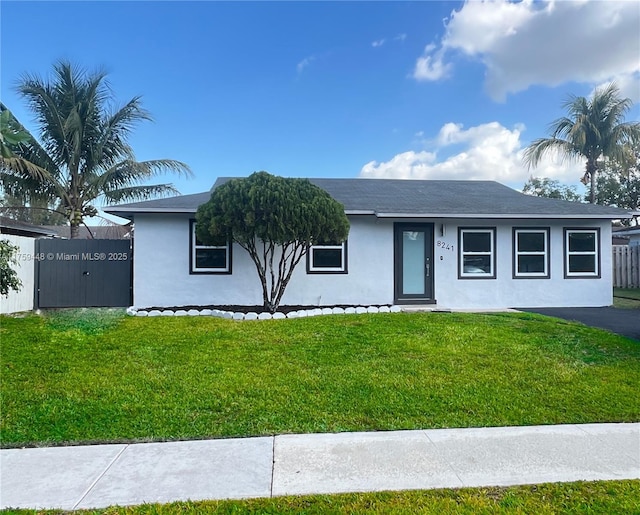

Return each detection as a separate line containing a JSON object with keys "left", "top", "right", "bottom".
{"left": 104, "top": 178, "right": 631, "bottom": 219}
{"left": 42, "top": 225, "right": 132, "bottom": 240}
{"left": 0, "top": 216, "right": 57, "bottom": 237}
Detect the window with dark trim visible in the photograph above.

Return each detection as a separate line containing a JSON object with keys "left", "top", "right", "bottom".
{"left": 459, "top": 228, "right": 496, "bottom": 279}
{"left": 564, "top": 228, "right": 600, "bottom": 278}
{"left": 189, "top": 220, "right": 231, "bottom": 274}
{"left": 307, "top": 241, "right": 347, "bottom": 274}
{"left": 513, "top": 228, "right": 550, "bottom": 279}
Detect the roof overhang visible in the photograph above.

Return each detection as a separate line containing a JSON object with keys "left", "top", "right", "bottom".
{"left": 103, "top": 207, "right": 197, "bottom": 220}
{"left": 372, "top": 212, "right": 631, "bottom": 219}
{"left": 105, "top": 207, "right": 632, "bottom": 221}
{"left": 614, "top": 227, "right": 640, "bottom": 236}
{"left": 0, "top": 217, "right": 58, "bottom": 238}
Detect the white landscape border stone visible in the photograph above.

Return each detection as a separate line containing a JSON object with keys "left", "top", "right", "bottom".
{"left": 130, "top": 304, "right": 404, "bottom": 320}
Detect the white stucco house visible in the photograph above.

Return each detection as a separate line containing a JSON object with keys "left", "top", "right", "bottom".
{"left": 105, "top": 178, "right": 632, "bottom": 310}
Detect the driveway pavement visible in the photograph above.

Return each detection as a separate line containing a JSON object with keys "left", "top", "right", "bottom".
{"left": 1, "top": 423, "right": 639, "bottom": 510}
{"left": 521, "top": 307, "right": 640, "bottom": 341}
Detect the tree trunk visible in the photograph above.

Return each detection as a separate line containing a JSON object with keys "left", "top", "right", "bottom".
{"left": 587, "top": 158, "right": 597, "bottom": 204}
{"left": 70, "top": 221, "right": 80, "bottom": 239}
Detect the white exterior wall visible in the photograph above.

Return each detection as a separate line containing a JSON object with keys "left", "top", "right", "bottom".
{"left": 431, "top": 218, "right": 613, "bottom": 309}
{"left": 133, "top": 214, "right": 614, "bottom": 309}
{"left": 133, "top": 215, "right": 395, "bottom": 308}
{"left": 1, "top": 235, "right": 36, "bottom": 314}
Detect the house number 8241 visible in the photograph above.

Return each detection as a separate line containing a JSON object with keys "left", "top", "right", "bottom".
{"left": 436, "top": 240, "right": 454, "bottom": 252}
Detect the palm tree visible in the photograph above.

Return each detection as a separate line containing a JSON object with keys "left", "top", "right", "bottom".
{"left": 1, "top": 103, "right": 67, "bottom": 224}
{"left": 523, "top": 83, "right": 640, "bottom": 204}
{"left": 0, "top": 61, "right": 191, "bottom": 237}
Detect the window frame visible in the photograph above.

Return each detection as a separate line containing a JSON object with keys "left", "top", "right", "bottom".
{"left": 189, "top": 220, "right": 232, "bottom": 274}
{"left": 307, "top": 240, "right": 348, "bottom": 274}
{"left": 458, "top": 227, "right": 497, "bottom": 279}
{"left": 512, "top": 227, "right": 550, "bottom": 279}
{"left": 563, "top": 227, "right": 600, "bottom": 279}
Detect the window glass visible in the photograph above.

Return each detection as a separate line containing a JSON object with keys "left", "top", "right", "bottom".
{"left": 195, "top": 248, "right": 227, "bottom": 269}
{"left": 312, "top": 248, "right": 343, "bottom": 268}
{"left": 402, "top": 231, "right": 425, "bottom": 294}
{"left": 565, "top": 229, "right": 599, "bottom": 277}
{"left": 514, "top": 228, "right": 549, "bottom": 278}
{"left": 308, "top": 242, "right": 347, "bottom": 273}
{"left": 459, "top": 228, "right": 495, "bottom": 278}
{"left": 190, "top": 220, "right": 230, "bottom": 273}
{"left": 518, "top": 232, "right": 545, "bottom": 252}
{"left": 463, "top": 255, "right": 491, "bottom": 274}
{"left": 568, "top": 232, "right": 595, "bottom": 252}
{"left": 463, "top": 232, "right": 491, "bottom": 252}
{"left": 568, "top": 255, "right": 596, "bottom": 273}
{"left": 517, "top": 255, "right": 545, "bottom": 273}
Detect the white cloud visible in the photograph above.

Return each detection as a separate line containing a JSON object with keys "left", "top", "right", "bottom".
{"left": 592, "top": 72, "right": 640, "bottom": 103}
{"left": 360, "top": 121, "right": 585, "bottom": 187}
{"left": 413, "top": 44, "right": 451, "bottom": 81}
{"left": 296, "top": 56, "right": 316, "bottom": 75}
{"left": 373, "top": 33, "right": 407, "bottom": 48}
{"left": 412, "top": 0, "right": 640, "bottom": 101}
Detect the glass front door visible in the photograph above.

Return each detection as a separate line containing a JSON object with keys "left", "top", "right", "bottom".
{"left": 394, "top": 224, "right": 434, "bottom": 303}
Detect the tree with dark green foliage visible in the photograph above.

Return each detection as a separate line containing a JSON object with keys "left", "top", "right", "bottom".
{"left": 593, "top": 143, "right": 640, "bottom": 226}
{"left": 0, "top": 240, "right": 22, "bottom": 296}
{"left": 196, "top": 172, "right": 350, "bottom": 312}
{"left": 522, "top": 176, "right": 582, "bottom": 202}
{"left": 523, "top": 83, "right": 640, "bottom": 204}
{"left": 0, "top": 61, "right": 191, "bottom": 238}
{"left": 0, "top": 194, "right": 67, "bottom": 225}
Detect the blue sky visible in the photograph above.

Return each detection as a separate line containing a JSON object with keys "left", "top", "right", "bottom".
{"left": 2, "top": 1, "right": 639, "bottom": 209}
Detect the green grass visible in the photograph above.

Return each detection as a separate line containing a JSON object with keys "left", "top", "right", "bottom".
{"left": 614, "top": 288, "right": 640, "bottom": 309}
{"left": 3, "top": 481, "right": 639, "bottom": 514}
{"left": 615, "top": 288, "right": 640, "bottom": 301}
{"left": 1, "top": 310, "right": 639, "bottom": 447}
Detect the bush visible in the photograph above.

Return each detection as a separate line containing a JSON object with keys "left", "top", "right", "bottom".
{"left": 0, "top": 239, "right": 22, "bottom": 296}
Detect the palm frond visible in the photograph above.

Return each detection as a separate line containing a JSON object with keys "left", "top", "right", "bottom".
{"left": 522, "top": 137, "right": 580, "bottom": 169}
{"left": 0, "top": 103, "right": 63, "bottom": 192}
{"left": 19, "top": 77, "right": 70, "bottom": 168}
{"left": 0, "top": 156, "right": 52, "bottom": 183}
{"left": 101, "top": 184, "right": 181, "bottom": 203}
{"left": 92, "top": 97, "right": 151, "bottom": 170}
{"left": 97, "top": 159, "right": 191, "bottom": 189}
{"left": 84, "top": 159, "right": 190, "bottom": 204}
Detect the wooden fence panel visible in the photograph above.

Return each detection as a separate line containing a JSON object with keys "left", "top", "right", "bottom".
{"left": 613, "top": 245, "right": 640, "bottom": 288}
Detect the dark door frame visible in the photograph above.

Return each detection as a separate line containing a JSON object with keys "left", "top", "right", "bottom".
{"left": 394, "top": 222, "right": 435, "bottom": 305}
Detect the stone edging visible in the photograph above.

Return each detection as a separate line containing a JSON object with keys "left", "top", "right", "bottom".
{"left": 126, "top": 305, "right": 402, "bottom": 320}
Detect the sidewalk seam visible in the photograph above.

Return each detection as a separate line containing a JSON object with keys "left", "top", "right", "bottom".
{"left": 270, "top": 436, "right": 276, "bottom": 498}
{"left": 423, "top": 430, "right": 466, "bottom": 487}
{"left": 72, "top": 444, "right": 129, "bottom": 510}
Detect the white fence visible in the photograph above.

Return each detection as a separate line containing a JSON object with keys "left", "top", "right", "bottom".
{"left": 612, "top": 245, "right": 640, "bottom": 288}
{"left": 1, "top": 234, "right": 36, "bottom": 314}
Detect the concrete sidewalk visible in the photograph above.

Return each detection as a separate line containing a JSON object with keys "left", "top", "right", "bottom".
{"left": 2, "top": 423, "right": 639, "bottom": 510}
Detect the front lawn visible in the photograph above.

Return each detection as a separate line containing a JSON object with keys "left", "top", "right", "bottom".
{"left": 1, "top": 310, "right": 639, "bottom": 447}
{"left": 4, "top": 481, "right": 640, "bottom": 514}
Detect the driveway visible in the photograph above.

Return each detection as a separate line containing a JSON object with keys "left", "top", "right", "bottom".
{"left": 521, "top": 307, "right": 640, "bottom": 341}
